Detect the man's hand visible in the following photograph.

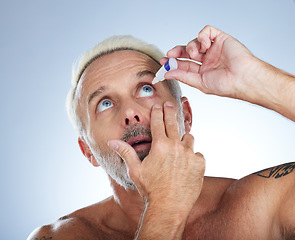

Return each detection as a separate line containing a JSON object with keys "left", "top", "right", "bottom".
{"left": 162, "top": 25, "right": 257, "bottom": 100}
{"left": 163, "top": 25, "right": 295, "bottom": 121}
{"left": 108, "top": 101, "right": 205, "bottom": 239}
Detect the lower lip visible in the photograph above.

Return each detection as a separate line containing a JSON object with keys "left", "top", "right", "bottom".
{"left": 132, "top": 142, "right": 151, "bottom": 152}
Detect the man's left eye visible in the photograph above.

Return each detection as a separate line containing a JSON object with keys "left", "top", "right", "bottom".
{"left": 138, "top": 85, "right": 155, "bottom": 98}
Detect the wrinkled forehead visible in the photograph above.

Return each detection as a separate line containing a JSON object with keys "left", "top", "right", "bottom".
{"left": 77, "top": 50, "right": 161, "bottom": 93}
{"left": 77, "top": 48, "right": 161, "bottom": 82}
{"left": 74, "top": 50, "right": 162, "bottom": 115}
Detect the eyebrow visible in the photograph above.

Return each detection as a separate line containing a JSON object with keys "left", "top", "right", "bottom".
{"left": 87, "top": 70, "right": 155, "bottom": 105}
{"left": 88, "top": 86, "right": 106, "bottom": 105}
{"left": 136, "top": 70, "right": 155, "bottom": 79}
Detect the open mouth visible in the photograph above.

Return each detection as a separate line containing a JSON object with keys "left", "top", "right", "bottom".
{"left": 127, "top": 135, "right": 152, "bottom": 152}
{"left": 131, "top": 141, "right": 152, "bottom": 152}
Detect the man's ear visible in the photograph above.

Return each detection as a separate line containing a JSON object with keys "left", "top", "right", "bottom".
{"left": 181, "top": 97, "right": 192, "bottom": 134}
{"left": 78, "top": 137, "right": 99, "bottom": 167}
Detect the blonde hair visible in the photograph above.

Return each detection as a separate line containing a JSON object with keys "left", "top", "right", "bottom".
{"left": 66, "top": 35, "right": 182, "bottom": 135}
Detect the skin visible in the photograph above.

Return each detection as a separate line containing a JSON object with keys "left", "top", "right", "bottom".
{"left": 28, "top": 26, "right": 295, "bottom": 240}
{"left": 76, "top": 50, "right": 191, "bottom": 162}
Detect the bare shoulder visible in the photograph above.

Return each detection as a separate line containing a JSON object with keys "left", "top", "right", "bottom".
{"left": 27, "top": 197, "right": 115, "bottom": 240}
{"left": 223, "top": 162, "right": 295, "bottom": 204}
{"left": 224, "top": 162, "right": 295, "bottom": 238}
{"left": 252, "top": 162, "right": 295, "bottom": 237}
{"left": 27, "top": 215, "right": 106, "bottom": 240}
{"left": 27, "top": 224, "right": 54, "bottom": 240}
{"left": 252, "top": 162, "right": 295, "bottom": 181}
{"left": 225, "top": 162, "right": 295, "bottom": 194}
{"left": 242, "top": 161, "right": 295, "bottom": 199}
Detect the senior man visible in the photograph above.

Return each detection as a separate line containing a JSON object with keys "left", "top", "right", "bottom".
{"left": 28, "top": 26, "right": 295, "bottom": 239}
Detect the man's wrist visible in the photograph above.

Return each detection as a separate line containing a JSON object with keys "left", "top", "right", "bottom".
{"left": 147, "top": 193, "right": 195, "bottom": 219}
{"left": 237, "top": 58, "right": 279, "bottom": 104}
{"left": 235, "top": 56, "right": 266, "bottom": 102}
{"left": 147, "top": 199, "right": 191, "bottom": 222}
{"left": 236, "top": 57, "right": 295, "bottom": 120}
{"left": 136, "top": 200, "right": 190, "bottom": 239}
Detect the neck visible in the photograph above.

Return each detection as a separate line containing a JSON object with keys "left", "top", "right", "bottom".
{"left": 110, "top": 178, "right": 145, "bottom": 226}
{"left": 108, "top": 176, "right": 234, "bottom": 234}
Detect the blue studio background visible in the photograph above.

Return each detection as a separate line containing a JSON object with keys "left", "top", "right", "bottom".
{"left": 1, "top": 0, "right": 295, "bottom": 239}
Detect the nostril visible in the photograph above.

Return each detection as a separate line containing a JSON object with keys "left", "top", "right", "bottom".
{"left": 125, "top": 115, "right": 140, "bottom": 126}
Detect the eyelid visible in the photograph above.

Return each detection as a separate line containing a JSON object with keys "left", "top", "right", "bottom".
{"left": 137, "top": 82, "right": 156, "bottom": 91}
{"left": 136, "top": 82, "right": 156, "bottom": 98}
{"left": 96, "top": 96, "right": 113, "bottom": 113}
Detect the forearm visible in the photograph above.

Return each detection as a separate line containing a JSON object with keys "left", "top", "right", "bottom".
{"left": 239, "top": 58, "right": 295, "bottom": 122}
{"left": 135, "top": 201, "right": 190, "bottom": 240}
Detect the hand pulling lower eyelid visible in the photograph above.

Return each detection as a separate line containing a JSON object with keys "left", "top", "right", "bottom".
{"left": 152, "top": 58, "right": 178, "bottom": 84}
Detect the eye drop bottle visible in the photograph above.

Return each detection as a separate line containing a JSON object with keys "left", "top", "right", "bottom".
{"left": 152, "top": 58, "right": 178, "bottom": 84}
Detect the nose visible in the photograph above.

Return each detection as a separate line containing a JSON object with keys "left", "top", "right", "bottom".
{"left": 125, "top": 115, "right": 140, "bottom": 125}
{"left": 123, "top": 106, "right": 143, "bottom": 127}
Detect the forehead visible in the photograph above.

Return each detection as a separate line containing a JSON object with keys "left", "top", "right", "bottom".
{"left": 78, "top": 50, "right": 160, "bottom": 90}
{"left": 75, "top": 50, "right": 162, "bottom": 115}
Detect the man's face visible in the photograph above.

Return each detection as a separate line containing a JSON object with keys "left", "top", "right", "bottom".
{"left": 76, "top": 50, "right": 183, "bottom": 189}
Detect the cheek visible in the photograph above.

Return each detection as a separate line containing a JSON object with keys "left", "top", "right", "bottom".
{"left": 88, "top": 121, "right": 122, "bottom": 152}
{"left": 151, "top": 91, "right": 178, "bottom": 107}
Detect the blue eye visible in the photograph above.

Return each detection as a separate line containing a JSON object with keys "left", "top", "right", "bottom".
{"left": 138, "top": 85, "right": 154, "bottom": 98}
{"left": 97, "top": 99, "right": 113, "bottom": 112}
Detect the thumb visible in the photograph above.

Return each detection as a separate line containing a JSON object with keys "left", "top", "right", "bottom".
{"left": 165, "top": 69, "right": 204, "bottom": 92}
{"left": 108, "top": 139, "right": 141, "bottom": 174}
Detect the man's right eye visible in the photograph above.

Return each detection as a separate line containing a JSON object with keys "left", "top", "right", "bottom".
{"left": 97, "top": 99, "right": 113, "bottom": 112}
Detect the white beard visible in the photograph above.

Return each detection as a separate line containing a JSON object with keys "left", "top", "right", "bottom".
{"left": 89, "top": 107, "right": 186, "bottom": 190}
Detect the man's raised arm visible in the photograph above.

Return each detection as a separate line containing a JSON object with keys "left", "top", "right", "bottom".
{"left": 163, "top": 25, "right": 295, "bottom": 122}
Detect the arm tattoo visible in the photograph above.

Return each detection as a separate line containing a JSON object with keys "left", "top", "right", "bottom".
{"left": 34, "top": 237, "right": 52, "bottom": 240}
{"left": 254, "top": 162, "right": 295, "bottom": 179}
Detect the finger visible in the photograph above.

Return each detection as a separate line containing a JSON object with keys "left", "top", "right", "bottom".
{"left": 150, "top": 104, "right": 166, "bottom": 140}
{"left": 195, "top": 152, "right": 206, "bottom": 173}
{"left": 108, "top": 139, "right": 141, "bottom": 175}
{"left": 195, "top": 152, "right": 204, "bottom": 159}
{"left": 164, "top": 59, "right": 201, "bottom": 80}
{"left": 167, "top": 45, "right": 191, "bottom": 59}
{"left": 186, "top": 38, "right": 206, "bottom": 61}
{"left": 165, "top": 69, "right": 205, "bottom": 92}
{"left": 182, "top": 133, "right": 194, "bottom": 151}
{"left": 160, "top": 57, "right": 168, "bottom": 66}
{"left": 163, "top": 101, "right": 179, "bottom": 139}
{"left": 175, "top": 59, "right": 201, "bottom": 74}
{"left": 164, "top": 59, "right": 207, "bottom": 93}
{"left": 161, "top": 58, "right": 202, "bottom": 75}
{"left": 197, "top": 25, "right": 223, "bottom": 52}
{"left": 195, "top": 152, "right": 206, "bottom": 167}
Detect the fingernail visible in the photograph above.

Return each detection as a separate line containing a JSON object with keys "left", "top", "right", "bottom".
{"left": 164, "top": 101, "right": 174, "bottom": 107}
{"left": 153, "top": 104, "right": 161, "bottom": 109}
{"left": 187, "top": 47, "right": 194, "bottom": 56}
{"left": 108, "top": 140, "right": 119, "bottom": 151}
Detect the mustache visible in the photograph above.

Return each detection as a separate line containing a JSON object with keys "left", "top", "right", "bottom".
{"left": 121, "top": 125, "right": 152, "bottom": 143}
